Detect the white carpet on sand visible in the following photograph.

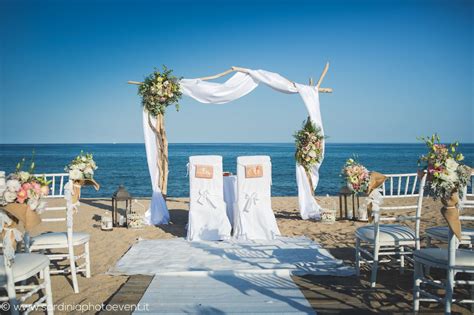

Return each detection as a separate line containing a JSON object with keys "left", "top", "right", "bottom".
{"left": 109, "top": 236, "right": 354, "bottom": 276}
{"left": 133, "top": 272, "right": 315, "bottom": 315}
{"left": 110, "top": 237, "right": 353, "bottom": 315}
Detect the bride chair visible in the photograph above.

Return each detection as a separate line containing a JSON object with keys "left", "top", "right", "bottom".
{"left": 28, "top": 176, "right": 91, "bottom": 294}
{"left": 187, "top": 156, "right": 231, "bottom": 241}
{"left": 233, "top": 156, "right": 280, "bottom": 240}
{"left": 355, "top": 172, "right": 427, "bottom": 287}
{"left": 0, "top": 211, "right": 54, "bottom": 314}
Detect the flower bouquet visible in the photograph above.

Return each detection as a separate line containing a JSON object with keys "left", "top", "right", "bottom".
{"left": 341, "top": 158, "right": 387, "bottom": 221}
{"left": 65, "top": 152, "right": 100, "bottom": 204}
{"left": 138, "top": 66, "right": 182, "bottom": 117}
{"left": 418, "top": 134, "right": 471, "bottom": 239}
{"left": 127, "top": 211, "right": 144, "bottom": 229}
{"left": 294, "top": 117, "right": 324, "bottom": 191}
{"left": 1, "top": 157, "right": 50, "bottom": 231}
{"left": 341, "top": 158, "right": 370, "bottom": 194}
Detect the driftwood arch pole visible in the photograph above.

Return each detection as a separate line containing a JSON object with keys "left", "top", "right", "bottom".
{"left": 129, "top": 63, "right": 332, "bottom": 198}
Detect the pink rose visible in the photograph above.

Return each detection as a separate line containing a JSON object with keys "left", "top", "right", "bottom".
{"left": 32, "top": 182, "right": 41, "bottom": 194}
{"left": 22, "top": 183, "right": 32, "bottom": 191}
{"left": 40, "top": 185, "right": 50, "bottom": 196}
{"left": 16, "top": 189, "right": 28, "bottom": 203}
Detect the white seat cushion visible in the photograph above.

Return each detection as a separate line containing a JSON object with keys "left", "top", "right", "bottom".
{"left": 31, "top": 232, "right": 90, "bottom": 248}
{"left": 0, "top": 253, "right": 49, "bottom": 283}
{"left": 356, "top": 224, "right": 415, "bottom": 243}
{"left": 414, "top": 248, "right": 474, "bottom": 269}
{"left": 426, "top": 226, "right": 474, "bottom": 243}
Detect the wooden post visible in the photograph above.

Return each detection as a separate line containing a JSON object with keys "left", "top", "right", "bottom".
{"left": 148, "top": 113, "right": 167, "bottom": 199}
{"left": 159, "top": 114, "right": 169, "bottom": 198}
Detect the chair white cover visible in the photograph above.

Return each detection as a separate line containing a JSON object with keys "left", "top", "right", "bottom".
{"left": 187, "top": 156, "right": 231, "bottom": 241}
{"left": 233, "top": 156, "right": 281, "bottom": 240}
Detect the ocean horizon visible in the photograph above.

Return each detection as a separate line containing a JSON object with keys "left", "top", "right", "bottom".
{"left": 1, "top": 143, "right": 473, "bottom": 198}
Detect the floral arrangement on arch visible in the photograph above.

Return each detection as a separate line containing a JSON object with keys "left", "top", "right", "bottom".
{"left": 1, "top": 157, "right": 50, "bottom": 212}
{"left": 341, "top": 158, "right": 370, "bottom": 194}
{"left": 138, "top": 66, "right": 182, "bottom": 116}
{"left": 65, "top": 152, "right": 98, "bottom": 181}
{"left": 294, "top": 117, "right": 324, "bottom": 173}
{"left": 418, "top": 134, "right": 471, "bottom": 201}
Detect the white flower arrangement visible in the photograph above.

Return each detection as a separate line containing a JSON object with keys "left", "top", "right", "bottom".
{"left": 65, "top": 152, "right": 98, "bottom": 181}
{"left": 418, "top": 134, "right": 471, "bottom": 200}
{"left": 127, "top": 212, "right": 144, "bottom": 229}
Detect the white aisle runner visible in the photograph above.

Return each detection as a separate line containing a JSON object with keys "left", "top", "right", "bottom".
{"left": 135, "top": 273, "right": 315, "bottom": 315}
{"left": 109, "top": 237, "right": 354, "bottom": 314}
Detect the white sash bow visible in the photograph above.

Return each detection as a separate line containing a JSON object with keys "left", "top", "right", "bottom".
{"left": 244, "top": 192, "right": 259, "bottom": 212}
{"left": 197, "top": 190, "right": 217, "bottom": 209}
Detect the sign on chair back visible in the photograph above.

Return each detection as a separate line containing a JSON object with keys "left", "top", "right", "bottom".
{"left": 187, "top": 155, "right": 231, "bottom": 241}
{"left": 233, "top": 156, "right": 280, "bottom": 240}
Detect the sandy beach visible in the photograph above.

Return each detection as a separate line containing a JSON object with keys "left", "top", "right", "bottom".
{"left": 27, "top": 196, "right": 473, "bottom": 314}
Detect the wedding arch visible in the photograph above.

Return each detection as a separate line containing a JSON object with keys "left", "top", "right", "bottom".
{"left": 128, "top": 63, "right": 332, "bottom": 225}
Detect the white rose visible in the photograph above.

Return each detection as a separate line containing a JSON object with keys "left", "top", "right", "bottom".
{"left": 69, "top": 169, "right": 84, "bottom": 180}
{"left": 81, "top": 156, "right": 87, "bottom": 162}
{"left": 18, "top": 171, "right": 30, "bottom": 182}
{"left": 4, "top": 190, "right": 17, "bottom": 203}
{"left": 83, "top": 167, "right": 94, "bottom": 178}
{"left": 77, "top": 163, "right": 86, "bottom": 170}
{"left": 440, "top": 169, "right": 458, "bottom": 183}
{"left": 6, "top": 179, "right": 21, "bottom": 192}
{"left": 446, "top": 158, "right": 459, "bottom": 173}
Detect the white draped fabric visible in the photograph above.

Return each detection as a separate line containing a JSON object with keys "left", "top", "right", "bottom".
{"left": 142, "top": 111, "right": 169, "bottom": 225}
{"left": 142, "top": 68, "right": 324, "bottom": 224}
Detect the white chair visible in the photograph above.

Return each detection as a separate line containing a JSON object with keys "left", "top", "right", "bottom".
{"left": 355, "top": 172, "right": 427, "bottom": 287}
{"left": 426, "top": 177, "right": 474, "bottom": 248}
{"left": 233, "top": 156, "right": 280, "bottom": 240}
{"left": 187, "top": 156, "right": 231, "bottom": 241}
{"left": 28, "top": 175, "right": 91, "bottom": 294}
{"left": 413, "top": 213, "right": 474, "bottom": 313}
{"left": 0, "top": 213, "right": 54, "bottom": 315}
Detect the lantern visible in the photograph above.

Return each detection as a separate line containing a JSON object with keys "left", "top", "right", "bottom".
{"left": 338, "top": 186, "right": 360, "bottom": 220}
{"left": 111, "top": 185, "right": 132, "bottom": 227}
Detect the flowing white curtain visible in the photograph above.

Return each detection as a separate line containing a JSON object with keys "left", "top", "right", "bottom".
{"left": 142, "top": 112, "right": 169, "bottom": 225}
{"left": 142, "top": 68, "right": 324, "bottom": 224}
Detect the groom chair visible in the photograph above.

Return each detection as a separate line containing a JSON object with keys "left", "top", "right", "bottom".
{"left": 187, "top": 156, "right": 231, "bottom": 241}
{"left": 233, "top": 156, "right": 280, "bottom": 240}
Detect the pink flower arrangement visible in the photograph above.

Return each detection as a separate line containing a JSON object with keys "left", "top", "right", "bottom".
{"left": 1, "top": 157, "right": 50, "bottom": 212}
{"left": 341, "top": 158, "right": 370, "bottom": 194}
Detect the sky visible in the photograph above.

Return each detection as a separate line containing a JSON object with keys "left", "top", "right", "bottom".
{"left": 0, "top": 0, "right": 472, "bottom": 144}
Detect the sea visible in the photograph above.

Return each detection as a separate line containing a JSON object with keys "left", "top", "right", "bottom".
{"left": 0, "top": 143, "right": 473, "bottom": 198}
